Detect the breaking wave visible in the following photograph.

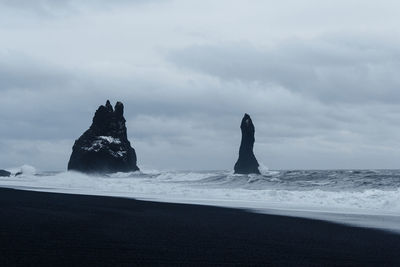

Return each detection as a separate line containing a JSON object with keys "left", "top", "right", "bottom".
{"left": 4, "top": 165, "right": 400, "bottom": 232}
{"left": 2, "top": 166, "right": 400, "bottom": 218}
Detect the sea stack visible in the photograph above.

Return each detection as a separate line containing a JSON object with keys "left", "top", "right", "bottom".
{"left": 234, "top": 114, "right": 260, "bottom": 174}
{"left": 68, "top": 100, "right": 139, "bottom": 173}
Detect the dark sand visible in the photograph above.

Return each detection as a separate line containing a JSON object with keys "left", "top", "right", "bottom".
{"left": 0, "top": 188, "right": 399, "bottom": 266}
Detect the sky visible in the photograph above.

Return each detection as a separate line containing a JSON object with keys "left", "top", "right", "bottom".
{"left": 1, "top": 0, "right": 400, "bottom": 171}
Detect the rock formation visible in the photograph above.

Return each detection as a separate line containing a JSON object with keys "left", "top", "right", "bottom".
{"left": 68, "top": 100, "right": 139, "bottom": 173}
{"left": 234, "top": 114, "right": 260, "bottom": 174}
{"left": 0, "top": 169, "right": 11, "bottom": 177}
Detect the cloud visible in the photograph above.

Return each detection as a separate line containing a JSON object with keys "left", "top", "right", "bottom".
{"left": 0, "top": 0, "right": 161, "bottom": 17}
{"left": 2, "top": 0, "right": 400, "bottom": 170}
{"left": 0, "top": 51, "right": 75, "bottom": 91}
{"left": 0, "top": 139, "right": 72, "bottom": 170}
{"left": 168, "top": 34, "right": 400, "bottom": 104}
{"left": 2, "top": 49, "right": 400, "bottom": 170}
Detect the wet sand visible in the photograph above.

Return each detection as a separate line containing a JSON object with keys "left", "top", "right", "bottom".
{"left": 0, "top": 188, "right": 399, "bottom": 266}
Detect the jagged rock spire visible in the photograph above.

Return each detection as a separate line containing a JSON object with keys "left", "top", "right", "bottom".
{"left": 234, "top": 113, "right": 260, "bottom": 174}
{"left": 68, "top": 100, "right": 139, "bottom": 173}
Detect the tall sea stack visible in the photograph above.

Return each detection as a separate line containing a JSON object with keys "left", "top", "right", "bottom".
{"left": 234, "top": 113, "right": 260, "bottom": 174}
{"left": 68, "top": 100, "right": 139, "bottom": 173}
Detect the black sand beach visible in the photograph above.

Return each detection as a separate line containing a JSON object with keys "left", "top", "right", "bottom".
{"left": 0, "top": 188, "right": 399, "bottom": 266}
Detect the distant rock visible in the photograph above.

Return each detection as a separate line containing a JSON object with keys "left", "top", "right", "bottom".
{"left": 14, "top": 165, "right": 36, "bottom": 177}
{"left": 0, "top": 169, "right": 11, "bottom": 177}
{"left": 68, "top": 100, "right": 139, "bottom": 173}
{"left": 234, "top": 114, "right": 260, "bottom": 174}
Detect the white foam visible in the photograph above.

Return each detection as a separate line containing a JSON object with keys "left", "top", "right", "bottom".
{"left": 98, "top": 136, "right": 121, "bottom": 144}
{"left": 6, "top": 165, "right": 36, "bottom": 176}
{"left": 1, "top": 168, "right": 400, "bottom": 232}
{"left": 258, "top": 163, "right": 270, "bottom": 175}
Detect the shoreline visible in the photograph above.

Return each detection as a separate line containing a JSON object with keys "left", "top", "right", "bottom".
{"left": 0, "top": 188, "right": 400, "bottom": 266}
{"left": 2, "top": 184, "right": 400, "bottom": 234}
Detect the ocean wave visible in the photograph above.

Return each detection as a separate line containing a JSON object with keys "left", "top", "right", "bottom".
{"left": 1, "top": 167, "right": 400, "bottom": 217}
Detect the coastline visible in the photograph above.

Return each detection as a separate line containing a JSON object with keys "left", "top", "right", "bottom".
{"left": 0, "top": 188, "right": 400, "bottom": 266}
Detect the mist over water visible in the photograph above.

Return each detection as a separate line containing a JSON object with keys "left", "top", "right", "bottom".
{"left": 2, "top": 165, "right": 400, "bottom": 232}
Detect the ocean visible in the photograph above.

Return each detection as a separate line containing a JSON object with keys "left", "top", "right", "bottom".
{"left": 1, "top": 165, "right": 400, "bottom": 232}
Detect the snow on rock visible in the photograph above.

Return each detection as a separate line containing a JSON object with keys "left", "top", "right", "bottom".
{"left": 68, "top": 100, "right": 139, "bottom": 173}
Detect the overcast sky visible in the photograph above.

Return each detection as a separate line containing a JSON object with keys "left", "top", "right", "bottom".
{"left": 1, "top": 0, "right": 400, "bottom": 171}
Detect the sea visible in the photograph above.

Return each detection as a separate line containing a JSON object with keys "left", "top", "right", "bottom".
{"left": 1, "top": 165, "right": 400, "bottom": 233}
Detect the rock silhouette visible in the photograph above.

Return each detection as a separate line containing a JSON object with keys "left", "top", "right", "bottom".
{"left": 234, "top": 114, "right": 260, "bottom": 174}
{"left": 0, "top": 170, "right": 11, "bottom": 177}
{"left": 68, "top": 100, "right": 139, "bottom": 173}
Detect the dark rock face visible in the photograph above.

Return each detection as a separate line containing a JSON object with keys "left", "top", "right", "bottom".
{"left": 0, "top": 170, "right": 11, "bottom": 177}
{"left": 68, "top": 100, "right": 139, "bottom": 173}
{"left": 234, "top": 114, "right": 260, "bottom": 174}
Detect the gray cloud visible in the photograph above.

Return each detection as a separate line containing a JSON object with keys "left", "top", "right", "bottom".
{"left": 168, "top": 35, "right": 400, "bottom": 104}
{"left": 2, "top": 0, "right": 400, "bottom": 171}
{"left": 0, "top": 0, "right": 159, "bottom": 17}
{"left": 3, "top": 52, "right": 400, "bottom": 170}
{"left": 3, "top": 49, "right": 400, "bottom": 170}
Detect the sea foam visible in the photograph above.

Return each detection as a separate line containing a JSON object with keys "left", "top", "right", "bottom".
{"left": 1, "top": 166, "right": 400, "bottom": 231}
